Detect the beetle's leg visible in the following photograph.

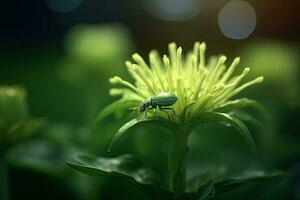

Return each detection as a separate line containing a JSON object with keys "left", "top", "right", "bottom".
{"left": 159, "top": 107, "right": 178, "bottom": 118}
{"left": 154, "top": 108, "right": 158, "bottom": 119}
{"left": 159, "top": 106, "right": 170, "bottom": 120}
{"left": 142, "top": 108, "right": 148, "bottom": 121}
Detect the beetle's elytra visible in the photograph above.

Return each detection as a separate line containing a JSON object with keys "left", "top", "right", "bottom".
{"left": 138, "top": 92, "right": 177, "bottom": 120}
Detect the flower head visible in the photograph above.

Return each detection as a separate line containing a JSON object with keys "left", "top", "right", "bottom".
{"left": 0, "top": 86, "right": 43, "bottom": 151}
{"left": 0, "top": 86, "right": 28, "bottom": 129}
{"left": 109, "top": 42, "right": 263, "bottom": 123}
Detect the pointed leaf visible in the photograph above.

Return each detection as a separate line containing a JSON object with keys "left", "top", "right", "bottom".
{"left": 187, "top": 178, "right": 215, "bottom": 200}
{"left": 189, "top": 170, "right": 289, "bottom": 198}
{"left": 214, "top": 98, "right": 269, "bottom": 119}
{"left": 193, "top": 112, "right": 256, "bottom": 152}
{"left": 230, "top": 110, "right": 262, "bottom": 126}
{"left": 109, "top": 117, "right": 180, "bottom": 151}
{"left": 67, "top": 154, "right": 172, "bottom": 199}
{"left": 108, "top": 118, "right": 139, "bottom": 151}
{"left": 196, "top": 180, "right": 215, "bottom": 200}
{"left": 94, "top": 99, "right": 140, "bottom": 124}
{"left": 214, "top": 170, "right": 289, "bottom": 195}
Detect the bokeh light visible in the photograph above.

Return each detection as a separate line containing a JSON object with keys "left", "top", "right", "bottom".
{"left": 218, "top": 0, "right": 256, "bottom": 39}
{"left": 64, "top": 23, "right": 133, "bottom": 63}
{"left": 240, "top": 40, "right": 300, "bottom": 105}
{"left": 1, "top": 0, "right": 300, "bottom": 199}
{"left": 141, "top": 0, "right": 205, "bottom": 21}
{"left": 45, "top": 0, "right": 84, "bottom": 13}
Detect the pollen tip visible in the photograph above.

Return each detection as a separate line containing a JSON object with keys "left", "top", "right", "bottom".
{"left": 109, "top": 89, "right": 116, "bottom": 95}
{"left": 243, "top": 67, "right": 250, "bottom": 74}
{"left": 125, "top": 61, "right": 132, "bottom": 67}
{"left": 132, "top": 53, "right": 140, "bottom": 60}
{"left": 109, "top": 76, "right": 121, "bottom": 83}
{"left": 220, "top": 55, "right": 227, "bottom": 63}
{"left": 149, "top": 50, "right": 157, "bottom": 58}
{"left": 200, "top": 42, "right": 206, "bottom": 51}
{"left": 256, "top": 76, "right": 264, "bottom": 82}
{"left": 163, "top": 55, "right": 170, "bottom": 64}
{"left": 234, "top": 57, "right": 241, "bottom": 63}
{"left": 177, "top": 47, "right": 182, "bottom": 53}
{"left": 169, "top": 42, "right": 176, "bottom": 48}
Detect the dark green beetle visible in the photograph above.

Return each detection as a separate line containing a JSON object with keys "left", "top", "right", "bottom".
{"left": 137, "top": 92, "right": 177, "bottom": 119}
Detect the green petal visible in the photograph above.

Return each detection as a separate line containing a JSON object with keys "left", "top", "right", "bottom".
{"left": 109, "top": 118, "right": 180, "bottom": 152}
{"left": 109, "top": 118, "right": 139, "bottom": 151}
{"left": 94, "top": 99, "right": 140, "bottom": 124}
{"left": 214, "top": 98, "right": 269, "bottom": 118}
{"left": 193, "top": 112, "right": 257, "bottom": 152}
{"left": 230, "top": 110, "right": 262, "bottom": 127}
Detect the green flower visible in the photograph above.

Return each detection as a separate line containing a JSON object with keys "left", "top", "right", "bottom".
{"left": 0, "top": 87, "right": 28, "bottom": 128}
{"left": 94, "top": 41, "right": 267, "bottom": 153}
{"left": 0, "top": 86, "right": 44, "bottom": 151}
{"left": 108, "top": 42, "right": 263, "bottom": 124}
{"left": 69, "top": 42, "right": 279, "bottom": 200}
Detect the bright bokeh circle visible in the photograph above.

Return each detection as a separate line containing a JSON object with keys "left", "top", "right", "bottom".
{"left": 218, "top": 1, "right": 256, "bottom": 39}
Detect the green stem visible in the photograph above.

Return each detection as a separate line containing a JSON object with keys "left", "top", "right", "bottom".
{"left": 168, "top": 128, "right": 189, "bottom": 198}
{"left": 0, "top": 153, "right": 9, "bottom": 200}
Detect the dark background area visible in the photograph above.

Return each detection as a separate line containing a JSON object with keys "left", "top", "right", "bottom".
{"left": 0, "top": 0, "right": 299, "bottom": 199}
{"left": 1, "top": 0, "right": 299, "bottom": 49}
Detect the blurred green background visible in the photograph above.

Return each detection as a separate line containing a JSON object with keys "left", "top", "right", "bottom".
{"left": 0, "top": 0, "right": 299, "bottom": 199}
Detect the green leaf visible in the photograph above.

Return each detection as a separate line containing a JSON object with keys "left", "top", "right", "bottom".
{"left": 193, "top": 112, "right": 256, "bottom": 152}
{"left": 187, "top": 176, "right": 215, "bottom": 200}
{"left": 5, "top": 118, "right": 45, "bottom": 147}
{"left": 230, "top": 110, "right": 262, "bottom": 127}
{"left": 214, "top": 98, "right": 269, "bottom": 119}
{"left": 109, "top": 118, "right": 179, "bottom": 152}
{"left": 7, "top": 139, "right": 69, "bottom": 177}
{"left": 67, "top": 154, "right": 172, "bottom": 199}
{"left": 196, "top": 180, "right": 215, "bottom": 200}
{"left": 214, "top": 170, "right": 289, "bottom": 195}
{"left": 108, "top": 118, "right": 139, "bottom": 151}
{"left": 94, "top": 99, "right": 140, "bottom": 124}
{"left": 188, "top": 170, "right": 288, "bottom": 198}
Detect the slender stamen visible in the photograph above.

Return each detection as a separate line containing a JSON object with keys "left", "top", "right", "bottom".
{"left": 220, "top": 57, "right": 240, "bottom": 83}
{"left": 109, "top": 42, "right": 263, "bottom": 123}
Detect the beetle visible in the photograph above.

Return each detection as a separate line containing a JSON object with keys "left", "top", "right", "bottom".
{"left": 134, "top": 92, "right": 178, "bottom": 120}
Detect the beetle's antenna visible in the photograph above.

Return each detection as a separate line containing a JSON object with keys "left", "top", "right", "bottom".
{"left": 129, "top": 105, "right": 140, "bottom": 112}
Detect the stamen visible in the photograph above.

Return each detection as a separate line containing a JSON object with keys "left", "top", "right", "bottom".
{"left": 220, "top": 57, "right": 240, "bottom": 83}
{"left": 199, "top": 42, "right": 206, "bottom": 68}
{"left": 108, "top": 42, "right": 263, "bottom": 123}
{"left": 231, "top": 76, "right": 264, "bottom": 96}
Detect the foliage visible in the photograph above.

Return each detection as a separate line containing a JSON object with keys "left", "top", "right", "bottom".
{"left": 68, "top": 42, "right": 288, "bottom": 199}
{"left": 0, "top": 86, "right": 44, "bottom": 151}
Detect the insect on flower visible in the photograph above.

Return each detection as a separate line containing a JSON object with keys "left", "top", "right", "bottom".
{"left": 131, "top": 92, "right": 177, "bottom": 120}
{"left": 108, "top": 42, "right": 264, "bottom": 124}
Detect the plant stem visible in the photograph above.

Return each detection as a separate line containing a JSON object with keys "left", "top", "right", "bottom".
{"left": 168, "top": 128, "right": 189, "bottom": 198}
{"left": 0, "top": 153, "right": 9, "bottom": 200}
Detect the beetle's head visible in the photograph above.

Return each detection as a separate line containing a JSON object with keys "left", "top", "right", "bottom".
{"left": 139, "top": 104, "right": 146, "bottom": 112}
